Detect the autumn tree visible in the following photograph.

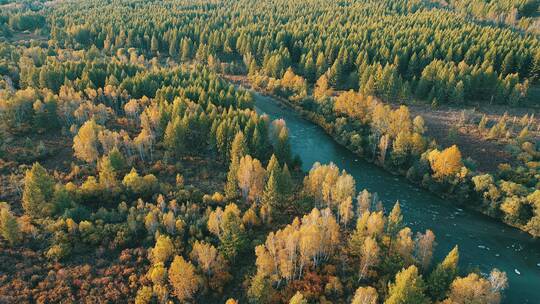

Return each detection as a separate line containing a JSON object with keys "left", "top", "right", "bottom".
{"left": 73, "top": 119, "right": 103, "bottom": 163}
{"left": 385, "top": 265, "right": 429, "bottom": 304}
{"left": 242, "top": 208, "right": 261, "bottom": 228}
{"left": 168, "top": 255, "right": 200, "bottom": 301}
{"left": 359, "top": 236, "right": 380, "bottom": 280}
{"left": 122, "top": 168, "right": 158, "bottom": 197}
{"left": 147, "top": 262, "right": 167, "bottom": 285}
{"left": 442, "top": 271, "right": 506, "bottom": 304}
{"left": 150, "top": 234, "right": 175, "bottom": 264}
{"left": 237, "top": 155, "right": 266, "bottom": 202}
{"left": 352, "top": 286, "right": 378, "bottom": 304}
{"left": 135, "top": 286, "right": 154, "bottom": 304}
{"left": 394, "top": 227, "right": 415, "bottom": 266}
{"left": 190, "top": 240, "right": 219, "bottom": 276}
{"left": 428, "top": 145, "right": 464, "bottom": 180}
{"left": 339, "top": 196, "right": 353, "bottom": 227}
{"left": 415, "top": 230, "right": 436, "bottom": 271}
{"left": 289, "top": 291, "right": 308, "bottom": 304}
{"left": 255, "top": 208, "right": 340, "bottom": 284}
{"left": 314, "top": 74, "right": 333, "bottom": 101}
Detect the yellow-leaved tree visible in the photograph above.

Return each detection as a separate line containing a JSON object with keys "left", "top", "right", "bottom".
{"left": 429, "top": 145, "right": 463, "bottom": 179}
{"left": 168, "top": 255, "right": 200, "bottom": 301}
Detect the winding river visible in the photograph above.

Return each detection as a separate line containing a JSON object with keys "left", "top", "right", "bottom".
{"left": 252, "top": 90, "right": 540, "bottom": 303}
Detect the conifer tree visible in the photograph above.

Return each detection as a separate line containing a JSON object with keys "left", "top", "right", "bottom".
{"left": 225, "top": 132, "right": 247, "bottom": 199}
{"left": 0, "top": 208, "right": 21, "bottom": 245}
{"left": 261, "top": 170, "right": 280, "bottom": 222}
{"left": 385, "top": 266, "right": 429, "bottom": 304}
{"left": 219, "top": 204, "right": 247, "bottom": 260}
{"left": 427, "top": 246, "right": 459, "bottom": 301}
{"left": 22, "top": 162, "right": 55, "bottom": 218}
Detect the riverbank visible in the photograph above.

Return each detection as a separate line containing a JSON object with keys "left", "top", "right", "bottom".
{"left": 248, "top": 84, "right": 540, "bottom": 304}
{"left": 222, "top": 74, "right": 536, "bottom": 237}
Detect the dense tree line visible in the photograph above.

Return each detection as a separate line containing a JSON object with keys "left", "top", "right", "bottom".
{"left": 2, "top": 0, "right": 536, "bottom": 105}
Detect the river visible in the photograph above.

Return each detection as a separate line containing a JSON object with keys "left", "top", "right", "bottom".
{"left": 252, "top": 90, "right": 540, "bottom": 303}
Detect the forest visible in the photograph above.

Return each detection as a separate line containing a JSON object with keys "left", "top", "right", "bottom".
{"left": 0, "top": 0, "right": 538, "bottom": 303}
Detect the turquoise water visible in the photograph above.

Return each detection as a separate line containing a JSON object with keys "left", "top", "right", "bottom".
{"left": 253, "top": 91, "right": 540, "bottom": 303}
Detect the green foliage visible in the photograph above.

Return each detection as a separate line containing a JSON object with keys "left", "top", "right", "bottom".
{"left": 0, "top": 208, "right": 21, "bottom": 245}
{"left": 427, "top": 246, "right": 459, "bottom": 300}
{"left": 22, "top": 162, "right": 55, "bottom": 218}
{"left": 219, "top": 207, "right": 247, "bottom": 260}
{"left": 385, "top": 266, "right": 429, "bottom": 304}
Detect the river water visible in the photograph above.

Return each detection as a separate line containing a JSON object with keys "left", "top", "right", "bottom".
{"left": 252, "top": 91, "right": 540, "bottom": 303}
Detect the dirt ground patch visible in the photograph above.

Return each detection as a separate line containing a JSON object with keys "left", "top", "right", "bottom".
{"left": 408, "top": 104, "right": 539, "bottom": 172}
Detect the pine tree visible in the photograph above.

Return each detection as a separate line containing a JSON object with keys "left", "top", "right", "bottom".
{"left": 315, "top": 52, "right": 327, "bottom": 77}
{"left": 248, "top": 273, "right": 275, "bottom": 304}
{"left": 98, "top": 155, "right": 118, "bottom": 190}
{"left": 427, "top": 246, "right": 459, "bottom": 301}
{"left": 150, "top": 35, "right": 159, "bottom": 54}
{"left": 275, "top": 127, "right": 291, "bottom": 164}
{"left": 385, "top": 266, "right": 429, "bottom": 304}
{"left": 279, "top": 164, "right": 293, "bottom": 197}
{"left": 449, "top": 81, "right": 465, "bottom": 104}
{"left": 107, "top": 147, "right": 126, "bottom": 172}
{"left": 22, "top": 162, "right": 55, "bottom": 218}
{"left": 219, "top": 204, "right": 246, "bottom": 260}
{"left": 261, "top": 170, "right": 280, "bottom": 222}
{"left": 0, "top": 208, "right": 21, "bottom": 245}
{"left": 266, "top": 154, "right": 280, "bottom": 178}
{"left": 500, "top": 51, "right": 515, "bottom": 76}
{"left": 181, "top": 38, "right": 192, "bottom": 61}
{"left": 387, "top": 201, "right": 403, "bottom": 236}
{"left": 225, "top": 132, "right": 247, "bottom": 199}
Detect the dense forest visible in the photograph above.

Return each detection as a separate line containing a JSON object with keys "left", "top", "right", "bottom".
{"left": 0, "top": 0, "right": 538, "bottom": 303}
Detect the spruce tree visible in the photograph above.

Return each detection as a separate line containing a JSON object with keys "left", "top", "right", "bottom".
{"left": 385, "top": 266, "right": 429, "bottom": 304}
{"left": 261, "top": 170, "right": 280, "bottom": 222}
{"left": 427, "top": 246, "right": 459, "bottom": 301}
{"left": 225, "top": 132, "right": 247, "bottom": 199}
{"left": 0, "top": 208, "right": 21, "bottom": 245}
{"left": 22, "top": 162, "right": 55, "bottom": 218}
